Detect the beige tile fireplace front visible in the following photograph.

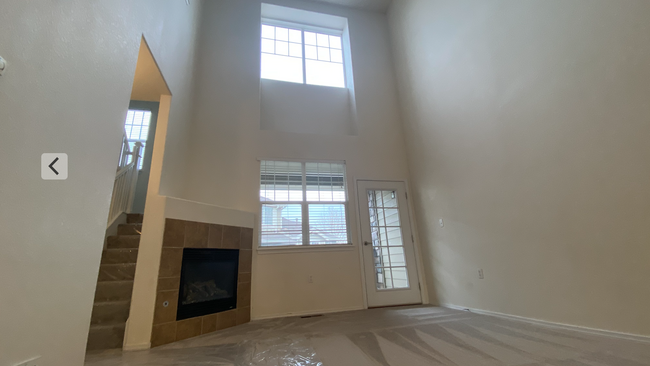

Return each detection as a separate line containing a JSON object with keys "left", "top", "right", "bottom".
{"left": 150, "top": 218, "right": 253, "bottom": 347}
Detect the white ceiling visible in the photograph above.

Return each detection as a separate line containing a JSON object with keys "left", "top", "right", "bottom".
{"left": 307, "top": 0, "right": 392, "bottom": 12}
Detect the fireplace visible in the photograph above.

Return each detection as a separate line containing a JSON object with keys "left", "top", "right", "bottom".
{"left": 176, "top": 248, "right": 239, "bottom": 321}
{"left": 152, "top": 219, "right": 252, "bottom": 347}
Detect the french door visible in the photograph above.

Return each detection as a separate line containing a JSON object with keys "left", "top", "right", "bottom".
{"left": 357, "top": 181, "right": 421, "bottom": 307}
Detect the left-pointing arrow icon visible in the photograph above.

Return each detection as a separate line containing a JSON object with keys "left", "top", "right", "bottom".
{"left": 49, "top": 157, "right": 60, "bottom": 175}
{"left": 42, "top": 153, "right": 68, "bottom": 180}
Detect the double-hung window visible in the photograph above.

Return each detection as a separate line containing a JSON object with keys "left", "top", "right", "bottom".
{"left": 259, "top": 160, "right": 350, "bottom": 247}
{"left": 123, "top": 109, "right": 152, "bottom": 170}
{"left": 261, "top": 22, "right": 346, "bottom": 88}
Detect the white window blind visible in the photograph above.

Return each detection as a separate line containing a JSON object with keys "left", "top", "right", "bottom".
{"left": 260, "top": 160, "right": 349, "bottom": 247}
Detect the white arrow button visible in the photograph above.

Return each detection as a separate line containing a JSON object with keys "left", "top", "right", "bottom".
{"left": 41, "top": 153, "right": 68, "bottom": 180}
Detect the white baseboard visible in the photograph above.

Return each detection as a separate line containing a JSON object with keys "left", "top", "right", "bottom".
{"left": 441, "top": 303, "right": 650, "bottom": 343}
{"left": 122, "top": 342, "right": 151, "bottom": 351}
{"left": 252, "top": 305, "right": 364, "bottom": 321}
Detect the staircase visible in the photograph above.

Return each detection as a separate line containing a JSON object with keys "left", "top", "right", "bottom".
{"left": 86, "top": 214, "right": 143, "bottom": 351}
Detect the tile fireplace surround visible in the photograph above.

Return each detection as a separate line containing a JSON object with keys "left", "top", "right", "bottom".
{"left": 151, "top": 218, "right": 253, "bottom": 347}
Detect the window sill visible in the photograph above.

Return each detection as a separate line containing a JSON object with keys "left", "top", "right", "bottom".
{"left": 256, "top": 244, "right": 355, "bottom": 255}
{"left": 261, "top": 77, "right": 348, "bottom": 90}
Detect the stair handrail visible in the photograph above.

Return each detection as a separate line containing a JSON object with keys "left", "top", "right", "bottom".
{"left": 107, "top": 132, "right": 143, "bottom": 227}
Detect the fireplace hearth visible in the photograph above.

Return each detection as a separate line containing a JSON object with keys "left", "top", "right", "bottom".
{"left": 177, "top": 248, "right": 239, "bottom": 320}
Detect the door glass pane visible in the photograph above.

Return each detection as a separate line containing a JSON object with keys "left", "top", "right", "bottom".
{"left": 383, "top": 209, "right": 400, "bottom": 226}
{"left": 376, "top": 209, "right": 386, "bottom": 226}
{"left": 371, "top": 226, "right": 380, "bottom": 245}
{"left": 367, "top": 190, "right": 409, "bottom": 290}
{"left": 386, "top": 227, "right": 403, "bottom": 246}
{"left": 381, "top": 191, "right": 398, "bottom": 207}
{"left": 376, "top": 269, "right": 385, "bottom": 288}
{"left": 369, "top": 208, "right": 378, "bottom": 227}
{"left": 392, "top": 267, "right": 408, "bottom": 288}
{"left": 389, "top": 247, "right": 406, "bottom": 266}
{"left": 378, "top": 228, "right": 391, "bottom": 247}
{"left": 384, "top": 268, "right": 393, "bottom": 289}
{"left": 373, "top": 247, "right": 384, "bottom": 267}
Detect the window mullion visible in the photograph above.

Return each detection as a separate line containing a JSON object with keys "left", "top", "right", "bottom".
{"left": 345, "top": 201, "right": 350, "bottom": 244}
{"left": 302, "top": 162, "right": 309, "bottom": 245}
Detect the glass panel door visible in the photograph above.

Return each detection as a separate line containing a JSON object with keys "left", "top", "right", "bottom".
{"left": 357, "top": 181, "right": 421, "bottom": 307}
{"left": 368, "top": 190, "right": 409, "bottom": 290}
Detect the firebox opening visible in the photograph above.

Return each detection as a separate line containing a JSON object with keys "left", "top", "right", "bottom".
{"left": 176, "top": 248, "right": 239, "bottom": 321}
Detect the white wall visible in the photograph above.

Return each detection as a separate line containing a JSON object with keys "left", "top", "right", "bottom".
{"left": 184, "top": 0, "right": 415, "bottom": 319}
{"left": 165, "top": 198, "right": 255, "bottom": 228}
{"left": 388, "top": 0, "right": 650, "bottom": 336}
{"left": 260, "top": 79, "right": 355, "bottom": 136}
{"left": 0, "top": 1, "right": 202, "bottom": 365}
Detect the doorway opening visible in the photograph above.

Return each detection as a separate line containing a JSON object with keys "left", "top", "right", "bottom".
{"left": 87, "top": 36, "right": 171, "bottom": 352}
{"left": 124, "top": 101, "right": 159, "bottom": 214}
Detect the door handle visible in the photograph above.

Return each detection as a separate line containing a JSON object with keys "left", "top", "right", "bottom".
{"left": 364, "top": 241, "right": 372, "bottom": 246}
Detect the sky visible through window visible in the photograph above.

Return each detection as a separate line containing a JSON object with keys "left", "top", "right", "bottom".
{"left": 124, "top": 110, "right": 151, "bottom": 170}
{"left": 261, "top": 24, "right": 345, "bottom": 88}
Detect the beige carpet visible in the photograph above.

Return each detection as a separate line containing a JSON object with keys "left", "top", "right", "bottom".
{"left": 85, "top": 306, "right": 650, "bottom": 365}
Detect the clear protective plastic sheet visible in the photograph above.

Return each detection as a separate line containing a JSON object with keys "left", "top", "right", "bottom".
{"left": 86, "top": 306, "right": 650, "bottom": 366}
{"left": 238, "top": 337, "right": 323, "bottom": 366}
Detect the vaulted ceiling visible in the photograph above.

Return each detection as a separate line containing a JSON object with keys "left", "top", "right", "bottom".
{"left": 308, "top": 0, "right": 392, "bottom": 12}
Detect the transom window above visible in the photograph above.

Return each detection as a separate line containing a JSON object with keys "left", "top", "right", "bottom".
{"left": 261, "top": 23, "right": 346, "bottom": 88}
{"left": 259, "top": 161, "right": 350, "bottom": 247}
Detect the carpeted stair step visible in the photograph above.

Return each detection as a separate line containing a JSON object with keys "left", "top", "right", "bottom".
{"left": 101, "top": 248, "right": 138, "bottom": 265}
{"left": 90, "top": 300, "right": 131, "bottom": 325}
{"left": 98, "top": 263, "right": 136, "bottom": 282}
{"left": 106, "top": 235, "right": 140, "bottom": 249}
{"left": 94, "top": 281, "right": 134, "bottom": 302}
{"left": 86, "top": 323, "right": 126, "bottom": 351}
{"left": 117, "top": 223, "right": 142, "bottom": 235}
{"left": 126, "top": 213, "right": 144, "bottom": 224}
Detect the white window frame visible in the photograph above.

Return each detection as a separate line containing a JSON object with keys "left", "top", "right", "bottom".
{"left": 258, "top": 159, "right": 352, "bottom": 250}
{"left": 124, "top": 109, "right": 152, "bottom": 170}
{"left": 261, "top": 18, "right": 348, "bottom": 88}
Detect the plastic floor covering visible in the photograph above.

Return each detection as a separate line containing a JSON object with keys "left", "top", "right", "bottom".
{"left": 85, "top": 305, "right": 650, "bottom": 366}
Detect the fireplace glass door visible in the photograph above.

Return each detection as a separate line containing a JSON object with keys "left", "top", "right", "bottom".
{"left": 177, "top": 248, "right": 239, "bottom": 320}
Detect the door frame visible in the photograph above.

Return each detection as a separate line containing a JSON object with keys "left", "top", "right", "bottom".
{"left": 354, "top": 179, "right": 429, "bottom": 309}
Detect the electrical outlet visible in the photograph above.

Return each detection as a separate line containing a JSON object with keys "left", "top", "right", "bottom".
{"left": 478, "top": 269, "right": 484, "bottom": 279}
{"left": 308, "top": 275, "right": 313, "bottom": 283}
{"left": 439, "top": 218, "right": 444, "bottom": 227}
{"left": 15, "top": 357, "right": 40, "bottom": 366}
